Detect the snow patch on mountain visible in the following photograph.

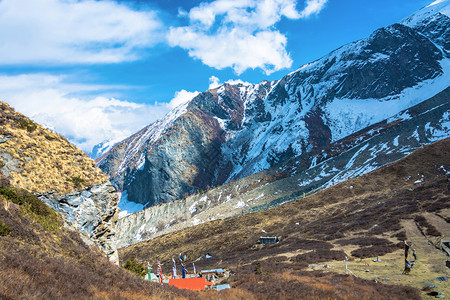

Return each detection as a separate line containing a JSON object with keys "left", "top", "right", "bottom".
{"left": 425, "top": 112, "right": 450, "bottom": 141}
{"left": 325, "top": 59, "right": 450, "bottom": 141}
{"left": 402, "top": 0, "right": 450, "bottom": 27}
{"left": 118, "top": 191, "right": 144, "bottom": 219}
{"left": 90, "top": 137, "right": 125, "bottom": 159}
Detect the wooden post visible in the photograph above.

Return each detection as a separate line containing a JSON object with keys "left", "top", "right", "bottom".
{"left": 345, "top": 256, "right": 348, "bottom": 275}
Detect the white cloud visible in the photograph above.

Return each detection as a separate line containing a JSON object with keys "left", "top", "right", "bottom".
{"left": 208, "top": 76, "right": 252, "bottom": 89}
{"left": 167, "top": 0, "right": 328, "bottom": 75}
{"left": 167, "top": 89, "right": 200, "bottom": 109}
{"left": 0, "top": 73, "right": 206, "bottom": 153}
{"left": 0, "top": 74, "right": 170, "bottom": 152}
{"left": 225, "top": 79, "right": 252, "bottom": 86}
{"left": 209, "top": 76, "right": 221, "bottom": 89}
{"left": 299, "top": 0, "right": 328, "bottom": 18}
{"left": 0, "top": 0, "right": 162, "bottom": 64}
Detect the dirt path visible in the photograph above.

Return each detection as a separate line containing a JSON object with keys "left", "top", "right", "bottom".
{"left": 423, "top": 212, "right": 450, "bottom": 239}
{"left": 401, "top": 219, "right": 437, "bottom": 252}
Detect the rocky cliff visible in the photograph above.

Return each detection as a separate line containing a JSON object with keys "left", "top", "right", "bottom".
{"left": 0, "top": 101, "right": 119, "bottom": 261}
{"left": 99, "top": 1, "right": 450, "bottom": 212}
{"left": 98, "top": 81, "right": 274, "bottom": 206}
{"left": 38, "top": 181, "right": 120, "bottom": 263}
{"left": 114, "top": 86, "right": 450, "bottom": 248}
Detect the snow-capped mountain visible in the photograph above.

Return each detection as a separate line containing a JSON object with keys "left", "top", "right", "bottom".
{"left": 98, "top": 1, "right": 450, "bottom": 210}
{"left": 115, "top": 86, "right": 450, "bottom": 247}
{"left": 89, "top": 138, "right": 125, "bottom": 160}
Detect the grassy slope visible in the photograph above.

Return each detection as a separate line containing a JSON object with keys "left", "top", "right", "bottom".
{"left": 0, "top": 182, "right": 196, "bottom": 299}
{"left": 0, "top": 102, "right": 197, "bottom": 299}
{"left": 0, "top": 101, "right": 107, "bottom": 194}
{"left": 120, "top": 138, "right": 450, "bottom": 299}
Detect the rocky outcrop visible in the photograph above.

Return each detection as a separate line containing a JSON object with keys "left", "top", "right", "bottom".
{"left": 0, "top": 101, "right": 120, "bottom": 261}
{"left": 98, "top": 82, "right": 273, "bottom": 207}
{"left": 38, "top": 181, "right": 120, "bottom": 263}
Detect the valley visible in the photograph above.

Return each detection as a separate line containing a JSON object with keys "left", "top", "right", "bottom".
{"left": 0, "top": 1, "right": 449, "bottom": 299}
{"left": 120, "top": 137, "right": 450, "bottom": 299}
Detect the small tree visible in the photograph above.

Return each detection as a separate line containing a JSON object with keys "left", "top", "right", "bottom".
{"left": 0, "top": 220, "right": 11, "bottom": 236}
{"left": 122, "top": 258, "right": 147, "bottom": 277}
{"left": 69, "top": 176, "right": 84, "bottom": 189}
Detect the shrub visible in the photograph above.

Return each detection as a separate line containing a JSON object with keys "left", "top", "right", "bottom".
{"left": 24, "top": 193, "right": 51, "bottom": 216}
{"left": 69, "top": 177, "right": 85, "bottom": 189}
{"left": 0, "top": 185, "right": 23, "bottom": 205}
{"left": 336, "top": 237, "right": 390, "bottom": 247}
{"left": 122, "top": 258, "right": 147, "bottom": 277}
{"left": 15, "top": 117, "right": 37, "bottom": 132}
{"left": 294, "top": 250, "right": 347, "bottom": 263}
{"left": 350, "top": 243, "right": 401, "bottom": 258}
{"left": 0, "top": 220, "right": 11, "bottom": 236}
{"left": 0, "top": 176, "right": 10, "bottom": 186}
{"left": 0, "top": 185, "right": 50, "bottom": 216}
{"left": 44, "top": 134, "right": 56, "bottom": 141}
{"left": 0, "top": 184, "right": 60, "bottom": 231}
{"left": 393, "top": 231, "right": 407, "bottom": 241}
{"left": 414, "top": 215, "right": 441, "bottom": 237}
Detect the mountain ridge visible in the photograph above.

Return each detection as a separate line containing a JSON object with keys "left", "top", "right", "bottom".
{"left": 114, "top": 86, "right": 450, "bottom": 248}
{"left": 99, "top": 1, "right": 450, "bottom": 214}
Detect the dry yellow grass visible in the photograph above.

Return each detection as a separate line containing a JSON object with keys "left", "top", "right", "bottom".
{"left": 322, "top": 219, "right": 449, "bottom": 299}
{"left": 0, "top": 101, "right": 107, "bottom": 193}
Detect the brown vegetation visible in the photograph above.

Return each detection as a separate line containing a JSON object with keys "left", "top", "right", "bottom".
{"left": 0, "top": 101, "right": 107, "bottom": 194}
{"left": 120, "top": 138, "right": 449, "bottom": 298}
{"left": 414, "top": 215, "right": 441, "bottom": 236}
{"left": 0, "top": 176, "right": 195, "bottom": 299}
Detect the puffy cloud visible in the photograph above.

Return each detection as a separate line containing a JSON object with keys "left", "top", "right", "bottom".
{"left": 0, "top": 0, "right": 162, "bottom": 64}
{"left": 0, "top": 73, "right": 207, "bottom": 153}
{"left": 299, "top": 0, "right": 328, "bottom": 18}
{"left": 0, "top": 74, "right": 170, "bottom": 152}
{"left": 208, "top": 76, "right": 221, "bottom": 89}
{"left": 167, "top": 0, "right": 328, "bottom": 75}
{"left": 167, "top": 89, "right": 200, "bottom": 109}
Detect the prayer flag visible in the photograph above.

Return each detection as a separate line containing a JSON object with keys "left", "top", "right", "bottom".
{"left": 158, "top": 262, "right": 163, "bottom": 284}
{"left": 172, "top": 258, "right": 177, "bottom": 279}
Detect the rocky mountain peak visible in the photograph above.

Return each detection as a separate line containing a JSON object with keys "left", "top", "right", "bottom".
{"left": 98, "top": 3, "right": 450, "bottom": 213}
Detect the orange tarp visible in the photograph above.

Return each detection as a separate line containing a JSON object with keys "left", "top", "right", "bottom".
{"left": 168, "top": 277, "right": 213, "bottom": 290}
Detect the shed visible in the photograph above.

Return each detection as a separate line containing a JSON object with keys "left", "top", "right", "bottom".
{"left": 260, "top": 236, "right": 279, "bottom": 244}
{"left": 214, "top": 284, "right": 231, "bottom": 291}
{"left": 200, "top": 268, "right": 226, "bottom": 276}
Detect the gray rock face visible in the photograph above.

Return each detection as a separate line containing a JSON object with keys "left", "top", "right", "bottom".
{"left": 38, "top": 181, "right": 120, "bottom": 263}
{"left": 115, "top": 86, "right": 450, "bottom": 248}
{"left": 99, "top": 3, "right": 450, "bottom": 211}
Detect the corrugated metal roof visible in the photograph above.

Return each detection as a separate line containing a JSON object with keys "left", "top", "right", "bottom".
{"left": 200, "top": 268, "right": 226, "bottom": 274}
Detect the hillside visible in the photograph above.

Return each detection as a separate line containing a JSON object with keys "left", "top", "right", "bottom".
{"left": 0, "top": 101, "right": 120, "bottom": 260}
{"left": 120, "top": 138, "right": 449, "bottom": 299}
{"left": 0, "top": 177, "right": 197, "bottom": 299}
{"left": 0, "top": 101, "right": 107, "bottom": 194}
{"left": 0, "top": 177, "right": 422, "bottom": 299}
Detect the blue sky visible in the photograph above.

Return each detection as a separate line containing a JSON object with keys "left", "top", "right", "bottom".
{"left": 0, "top": 0, "right": 433, "bottom": 153}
